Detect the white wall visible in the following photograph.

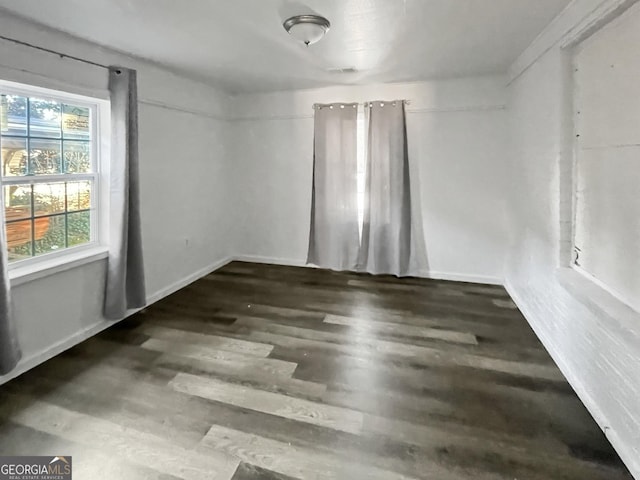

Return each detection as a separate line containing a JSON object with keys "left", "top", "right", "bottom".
{"left": 0, "top": 11, "right": 235, "bottom": 384}
{"left": 505, "top": 0, "right": 640, "bottom": 476}
{"left": 230, "top": 76, "right": 509, "bottom": 284}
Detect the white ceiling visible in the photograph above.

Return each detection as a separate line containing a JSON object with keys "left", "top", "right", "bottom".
{"left": 0, "top": 0, "right": 571, "bottom": 94}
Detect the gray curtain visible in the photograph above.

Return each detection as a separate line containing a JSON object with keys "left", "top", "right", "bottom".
{"left": 0, "top": 191, "right": 21, "bottom": 375}
{"left": 104, "top": 67, "right": 146, "bottom": 320}
{"left": 307, "top": 103, "right": 361, "bottom": 271}
{"left": 359, "top": 101, "right": 426, "bottom": 276}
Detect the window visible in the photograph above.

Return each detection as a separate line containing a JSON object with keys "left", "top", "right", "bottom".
{"left": 356, "top": 105, "right": 367, "bottom": 238}
{"left": 572, "top": 2, "right": 640, "bottom": 312}
{"left": 0, "top": 82, "right": 105, "bottom": 266}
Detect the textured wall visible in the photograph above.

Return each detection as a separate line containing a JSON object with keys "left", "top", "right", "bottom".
{"left": 505, "top": 1, "right": 640, "bottom": 476}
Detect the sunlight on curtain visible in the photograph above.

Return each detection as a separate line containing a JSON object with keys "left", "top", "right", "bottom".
{"left": 356, "top": 105, "right": 366, "bottom": 240}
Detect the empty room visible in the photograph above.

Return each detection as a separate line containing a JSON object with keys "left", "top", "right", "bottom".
{"left": 0, "top": 0, "right": 638, "bottom": 478}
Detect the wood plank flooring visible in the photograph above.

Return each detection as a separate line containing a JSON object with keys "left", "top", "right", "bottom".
{"left": 0, "top": 261, "right": 633, "bottom": 479}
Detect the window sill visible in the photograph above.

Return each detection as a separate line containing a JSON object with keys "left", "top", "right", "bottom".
{"left": 9, "top": 246, "right": 109, "bottom": 287}
{"left": 556, "top": 266, "right": 640, "bottom": 339}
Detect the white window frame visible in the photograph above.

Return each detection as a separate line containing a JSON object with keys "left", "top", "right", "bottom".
{"left": 0, "top": 79, "right": 110, "bottom": 283}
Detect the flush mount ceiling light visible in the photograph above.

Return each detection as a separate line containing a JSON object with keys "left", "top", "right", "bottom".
{"left": 283, "top": 14, "right": 331, "bottom": 46}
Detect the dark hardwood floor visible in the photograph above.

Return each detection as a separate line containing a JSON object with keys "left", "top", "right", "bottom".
{"left": 0, "top": 262, "right": 632, "bottom": 479}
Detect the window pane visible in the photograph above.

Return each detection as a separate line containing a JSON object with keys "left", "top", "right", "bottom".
{"left": 67, "top": 211, "right": 90, "bottom": 247}
{"left": 34, "top": 183, "right": 66, "bottom": 216}
{"left": 66, "top": 181, "right": 92, "bottom": 212}
{"left": 1, "top": 95, "right": 27, "bottom": 136}
{"left": 62, "top": 104, "right": 90, "bottom": 139}
{"left": 1, "top": 88, "right": 98, "bottom": 264}
{"left": 63, "top": 140, "right": 91, "bottom": 173}
{"left": 1, "top": 137, "right": 27, "bottom": 177}
{"left": 30, "top": 138, "right": 62, "bottom": 175}
{"left": 34, "top": 214, "right": 65, "bottom": 256}
{"left": 29, "top": 98, "right": 61, "bottom": 138}
{"left": 4, "top": 185, "right": 32, "bottom": 221}
{"left": 6, "top": 219, "right": 32, "bottom": 261}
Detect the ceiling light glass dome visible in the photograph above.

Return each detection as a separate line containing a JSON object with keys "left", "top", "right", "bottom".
{"left": 283, "top": 15, "right": 331, "bottom": 46}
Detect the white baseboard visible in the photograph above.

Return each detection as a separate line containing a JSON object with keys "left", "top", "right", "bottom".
{"left": 0, "top": 318, "right": 118, "bottom": 384}
{"left": 145, "top": 256, "right": 233, "bottom": 305}
{"left": 504, "top": 279, "right": 639, "bottom": 478}
{"left": 419, "top": 269, "right": 503, "bottom": 286}
{"left": 232, "top": 255, "right": 504, "bottom": 286}
{"left": 232, "top": 255, "right": 307, "bottom": 268}
{"left": 0, "top": 255, "right": 233, "bottom": 386}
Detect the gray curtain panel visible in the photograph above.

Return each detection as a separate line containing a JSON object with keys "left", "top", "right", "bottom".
{"left": 0, "top": 192, "right": 21, "bottom": 375}
{"left": 307, "top": 103, "right": 361, "bottom": 271}
{"left": 359, "top": 101, "right": 426, "bottom": 276}
{"left": 104, "top": 67, "right": 146, "bottom": 320}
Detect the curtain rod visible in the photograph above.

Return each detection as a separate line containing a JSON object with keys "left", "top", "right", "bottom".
{"left": 0, "top": 34, "right": 110, "bottom": 70}
{"left": 313, "top": 100, "right": 411, "bottom": 110}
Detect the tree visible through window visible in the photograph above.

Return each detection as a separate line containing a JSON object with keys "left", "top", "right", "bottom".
{"left": 0, "top": 88, "right": 96, "bottom": 263}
